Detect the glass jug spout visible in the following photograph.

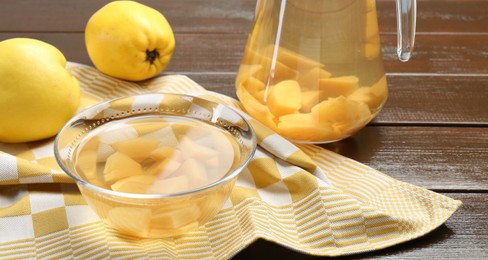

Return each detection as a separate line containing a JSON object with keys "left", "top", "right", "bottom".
{"left": 395, "top": 0, "right": 417, "bottom": 62}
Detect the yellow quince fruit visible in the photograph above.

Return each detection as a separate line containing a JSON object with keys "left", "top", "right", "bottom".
{"left": 85, "top": 1, "right": 175, "bottom": 81}
{"left": 0, "top": 38, "right": 80, "bottom": 143}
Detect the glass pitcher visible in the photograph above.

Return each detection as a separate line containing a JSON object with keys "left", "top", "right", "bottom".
{"left": 235, "top": 0, "right": 416, "bottom": 143}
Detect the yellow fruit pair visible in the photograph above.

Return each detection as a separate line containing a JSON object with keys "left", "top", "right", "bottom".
{"left": 0, "top": 1, "right": 176, "bottom": 143}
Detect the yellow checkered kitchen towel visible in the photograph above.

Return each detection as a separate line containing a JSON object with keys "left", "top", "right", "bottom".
{"left": 0, "top": 62, "right": 461, "bottom": 259}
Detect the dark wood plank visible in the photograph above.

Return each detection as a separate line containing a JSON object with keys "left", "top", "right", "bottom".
{"left": 234, "top": 193, "right": 487, "bottom": 259}
{"left": 0, "top": 0, "right": 255, "bottom": 34}
{"left": 1, "top": 0, "right": 488, "bottom": 34}
{"left": 376, "top": 75, "right": 488, "bottom": 124}
{"left": 382, "top": 34, "right": 488, "bottom": 74}
{"left": 377, "top": 0, "right": 488, "bottom": 33}
{"left": 322, "top": 126, "right": 488, "bottom": 191}
{"left": 1, "top": 33, "right": 487, "bottom": 75}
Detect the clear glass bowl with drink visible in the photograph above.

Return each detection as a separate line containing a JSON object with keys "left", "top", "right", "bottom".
{"left": 54, "top": 93, "right": 256, "bottom": 238}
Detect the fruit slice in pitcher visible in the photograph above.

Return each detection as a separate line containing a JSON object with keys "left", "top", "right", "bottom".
{"left": 348, "top": 75, "right": 387, "bottom": 112}
{"left": 241, "top": 77, "right": 266, "bottom": 102}
{"left": 297, "top": 67, "right": 332, "bottom": 90}
{"left": 277, "top": 113, "right": 340, "bottom": 141}
{"left": 267, "top": 80, "right": 302, "bottom": 117}
{"left": 236, "top": 86, "right": 278, "bottom": 131}
{"left": 267, "top": 45, "right": 323, "bottom": 70}
{"left": 319, "top": 76, "right": 359, "bottom": 98}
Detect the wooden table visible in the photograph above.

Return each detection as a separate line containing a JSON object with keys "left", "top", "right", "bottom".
{"left": 1, "top": 0, "right": 487, "bottom": 258}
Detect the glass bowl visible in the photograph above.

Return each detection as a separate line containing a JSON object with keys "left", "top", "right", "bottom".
{"left": 54, "top": 93, "right": 256, "bottom": 238}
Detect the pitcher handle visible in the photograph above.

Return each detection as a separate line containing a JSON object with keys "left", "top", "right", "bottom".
{"left": 395, "top": 0, "right": 417, "bottom": 62}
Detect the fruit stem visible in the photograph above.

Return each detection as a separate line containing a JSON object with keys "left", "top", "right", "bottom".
{"left": 146, "top": 49, "right": 159, "bottom": 64}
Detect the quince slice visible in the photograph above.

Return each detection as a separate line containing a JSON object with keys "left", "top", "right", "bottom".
{"left": 81, "top": 135, "right": 100, "bottom": 152}
{"left": 348, "top": 87, "right": 380, "bottom": 112}
{"left": 370, "top": 75, "right": 388, "bottom": 99}
{"left": 149, "top": 146, "right": 183, "bottom": 161}
{"left": 226, "top": 132, "right": 241, "bottom": 169}
{"left": 147, "top": 175, "right": 190, "bottom": 194}
{"left": 311, "top": 96, "right": 371, "bottom": 135}
{"left": 364, "top": 1, "right": 381, "bottom": 59}
{"left": 242, "top": 77, "right": 267, "bottom": 102}
{"left": 96, "top": 142, "right": 115, "bottom": 162}
{"left": 364, "top": 42, "right": 381, "bottom": 60}
{"left": 279, "top": 112, "right": 315, "bottom": 125}
{"left": 179, "top": 136, "right": 219, "bottom": 161}
{"left": 297, "top": 67, "right": 332, "bottom": 90}
{"left": 365, "top": 7, "right": 380, "bottom": 41}
{"left": 257, "top": 59, "right": 297, "bottom": 84}
{"left": 348, "top": 75, "right": 387, "bottom": 112}
{"left": 76, "top": 136, "right": 99, "bottom": 179}
{"left": 75, "top": 150, "right": 106, "bottom": 187}
{"left": 236, "top": 87, "right": 278, "bottom": 131}
{"left": 300, "top": 90, "right": 322, "bottom": 112}
{"left": 110, "top": 174, "right": 157, "bottom": 193}
{"left": 207, "top": 131, "right": 235, "bottom": 182}
{"left": 146, "top": 158, "right": 182, "bottom": 178}
{"left": 141, "top": 126, "right": 179, "bottom": 148}
{"left": 174, "top": 158, "right": 209, "bottom": 189}
{"left": 98, "top": 123, "right": 138, "bottom": 144}
{"left": 236, "top": 63, "right": 263, "bottom": 86}
{"left": 319, "top": 76, "right": 359, "bottom": 98}
{"left": 311, "top": 96, "right": 357, "bottom": 124}
{"left": 277, "top": 112, "right": 338, "bottom": 141}
{"left": 171, "top": 122, "right": 208, "bottom": 141}
{"left": 103, "top": 152, "right": 142, "bottom": 184}
{"left": 339, "top": 107, "right": 372, "bottom": 136}
{"left": 244, "top": 48, "right": 297, "bottom": 83}
{"left": 267, "top": 80, "right": 302, "bottom": 117}
{"left": 270, "top": 61, "right": 297, "bottom": 83}
{"left": 131, "top": 121, "right": 170, "bottom": 135}
{"left": 267, "top": 45, "right": 323, "bottom": 70}
{"left": 111, "top": 137, "right": 160, "bottom": 162}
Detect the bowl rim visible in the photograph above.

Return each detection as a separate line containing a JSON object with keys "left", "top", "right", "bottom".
{"left": 54, "top": 92, "right": 257, "bottom": 199}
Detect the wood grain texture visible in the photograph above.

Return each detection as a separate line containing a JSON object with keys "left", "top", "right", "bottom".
{"left": 234, "top": 193, "right": 488, "bottom": 259}
{"left": 382, "top": 34, "right": 488, "bottom": 74}
{"left": 322, "top": 126, "right": 488, "bottom": 191}
{"left": 1, "top": 33, "right": 487, "bottom": 75}
{"left": 377, "top": 0, "right": 488, "bottom": 33}
{"left": 0, "top": 0, "right": 255, "bottom": 34}
{"left": 377, "top": 75, "right": 488, "bottom": 124}
{"left": 1, "top": 0, "right": 487, "bottom": 34}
